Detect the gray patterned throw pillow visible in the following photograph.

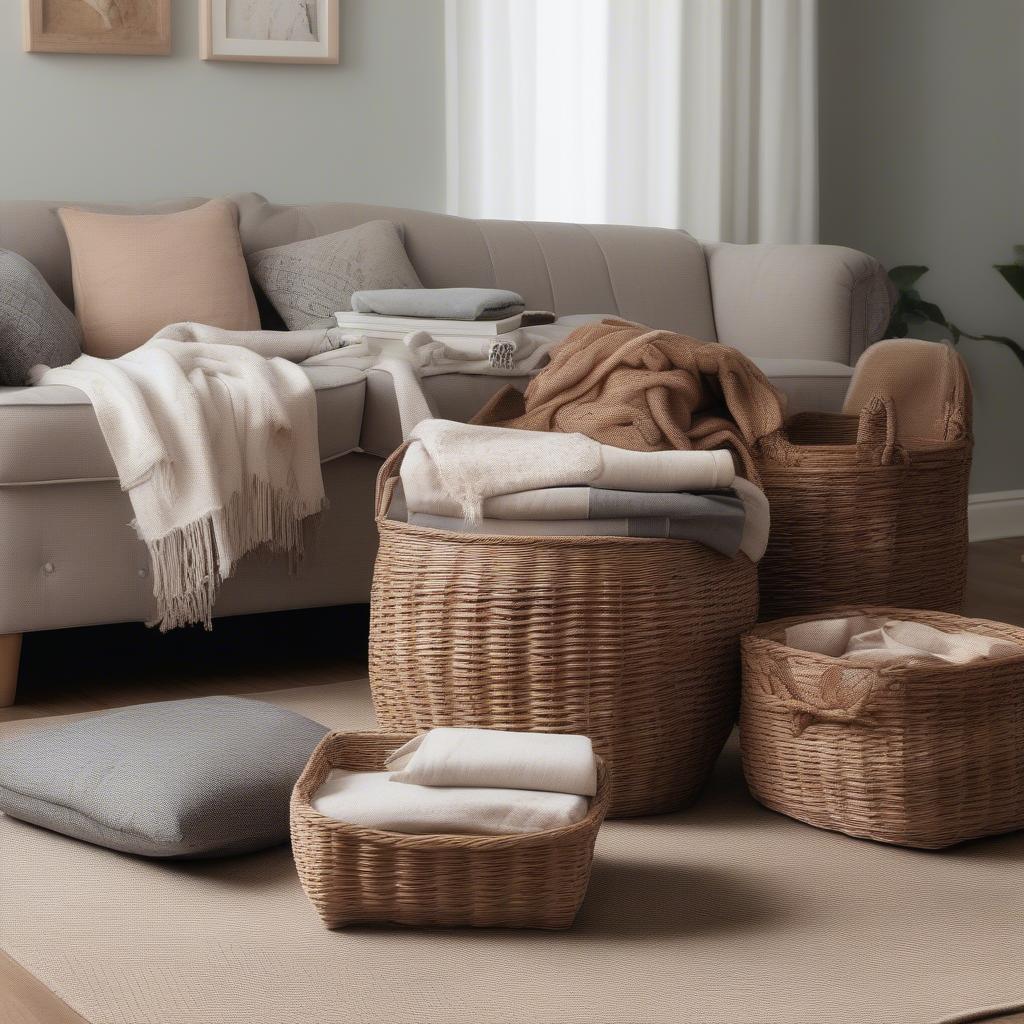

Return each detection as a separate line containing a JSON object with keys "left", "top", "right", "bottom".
{"left": 0, "top": 696, "right": 329, "bottom": 858}
{"left": 0, "top": 249, "right": 82, "bottom": 385}
{"left": 247, "top": 220, "right": 423, "bottom": 330}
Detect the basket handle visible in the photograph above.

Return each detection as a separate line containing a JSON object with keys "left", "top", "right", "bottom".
{"left": 855, "top": 397, "right": 904, "bottom": 467}
{"left": 769, "top": 662, "right": 877, "bottom": 735}
{"left": 374, "top": 442, "right": 411, "bottom": 521}
{"left": 946, "top": 349, "right": 973, "bottom": 441}
{"left": 756, "top": 399, "right": 906, "bottom": 468}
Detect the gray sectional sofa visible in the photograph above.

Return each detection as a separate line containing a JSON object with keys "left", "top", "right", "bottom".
{"left": 0, "top": 192, "right": 894, "bottom": 704}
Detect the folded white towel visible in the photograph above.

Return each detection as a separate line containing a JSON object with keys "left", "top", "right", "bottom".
{"left": 311, "top": 769, "right": 589, "bottom": 835}
{"left": 385, "top": 727, "right": 597, "bottom": 797}
{"left": 785, "top": 615, "right": 1024, "bottom": 665}
{"left": 405, "top": 420, "right": 735, "bottom": 522}
{"left": 398, "top": 456, "right": 769, "bottom": 562}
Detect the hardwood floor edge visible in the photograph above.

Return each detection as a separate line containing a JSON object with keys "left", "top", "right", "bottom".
{"left": 0, "top": 949, "right": 92, "bottom": 1024}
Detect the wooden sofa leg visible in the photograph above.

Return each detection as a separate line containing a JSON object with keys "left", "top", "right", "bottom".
{"left": 0, "top": 634, "right": 22, "bottom": 708}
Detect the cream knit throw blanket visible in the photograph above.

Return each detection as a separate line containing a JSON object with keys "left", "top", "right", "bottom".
{"left": 30, "top": 322, "right": 340, "bottom": 631}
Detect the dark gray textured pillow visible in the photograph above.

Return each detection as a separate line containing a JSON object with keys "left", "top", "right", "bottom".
{"left": 247, "top": 219, "right": 423, "bottom": 330}
{"left": 0, "top": 696, "right": 328, "bottom": 858}
{"left": 0, "top": 249, "right": 82, "bottom": 385}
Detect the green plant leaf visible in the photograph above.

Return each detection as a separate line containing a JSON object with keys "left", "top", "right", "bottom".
{"left": 913, "top": 300, "right": 948, "bottom": 326}
{"left": 888, "top": 265, "right": 929, "bottom": 290}
{"left": 994, "top": 263, "right": 1024, "bottom": 302}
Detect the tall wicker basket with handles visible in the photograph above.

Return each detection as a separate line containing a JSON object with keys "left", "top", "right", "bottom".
{"left": 368, "top": 443, "right": 759, "bottom": 818}
{"left": 740, "top": 608, "right": 1024, "bottom": 849}
{"left": 754, "top": 348, "right": 972, "bottom": 620}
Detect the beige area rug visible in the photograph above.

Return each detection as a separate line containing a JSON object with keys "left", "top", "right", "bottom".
{"left": 1, "top": 678, "right": 1023, "bottom": 1024}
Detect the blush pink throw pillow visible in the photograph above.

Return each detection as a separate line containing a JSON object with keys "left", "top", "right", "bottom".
{"left": 59, "top": 199, "right": 260, "bottom": 358}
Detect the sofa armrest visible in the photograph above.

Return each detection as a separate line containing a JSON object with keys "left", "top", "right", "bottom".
{"left": 705, "top": 242, "right": 895, "bottom": 366}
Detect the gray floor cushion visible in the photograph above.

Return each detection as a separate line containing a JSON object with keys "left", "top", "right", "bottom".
{"left": 0, "top": 696, "right": 328, "bottom": 858}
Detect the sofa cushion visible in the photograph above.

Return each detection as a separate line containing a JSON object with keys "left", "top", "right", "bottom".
{"left": 0, "top": 696, "right": 328, "bottom": 858}
{"left": 756, "top": 357, "right": 855, "bottom": 414}
{"left": 0, "top": 364, "right": 366, "bottom": 485}
{"left": 0, "top": 249, "right": 82, "bottom": 385}
{"left": 358, "top": 326, "right": 855, "bottom": 458}
{"left": 60, "top": 200, "right": 260, "bottom": 357}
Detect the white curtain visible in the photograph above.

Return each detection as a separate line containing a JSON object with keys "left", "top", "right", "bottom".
{"left": 445, "top": 0, "right": 818, "bottom": 243}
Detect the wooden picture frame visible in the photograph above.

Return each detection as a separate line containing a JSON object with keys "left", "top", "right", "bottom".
{"left": 200, "top": 0, "right": 339, "bottom": 65}
{"left": 22, "top": 0, "right": 172, "bottom": 56}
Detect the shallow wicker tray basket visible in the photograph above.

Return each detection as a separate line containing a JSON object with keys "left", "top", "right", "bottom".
{"left": 290, "top": 731, "right": 609, "bottom": 929}
{"left": 754, "top": 378, "right": 972, "bottom": 620}
{"left": 368, "top": 444, "right": 759, "bottom": 818}
{"left": 740, "top": 608, "right": 1024, "bottom": 849}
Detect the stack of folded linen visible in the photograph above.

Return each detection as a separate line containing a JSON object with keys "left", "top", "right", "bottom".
{"left": 336, "top": 287, "right": 568, "bottom": 375}
{"left": 397, "top": 419, "right": 770, "bottom": 561}
{"left": 311, "top": 728, "right": 597, "bottom": 835}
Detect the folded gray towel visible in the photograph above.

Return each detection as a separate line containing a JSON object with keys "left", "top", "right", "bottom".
{"left": 407, "top": 502, "right": 745, "bottom": 557}
{"left": 588, "top": 489, "right": 743, "bottom": 521}
{"left": 350, "top": 287, "right": 526, "bottom": 321}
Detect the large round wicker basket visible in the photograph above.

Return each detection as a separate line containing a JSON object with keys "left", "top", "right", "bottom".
{"left": 368, "top": 445, "right": 759, "bottom": 818}
{"left": 291, "top": 731, "right": 610, "bottom": 929}
{"left": 754, "top": 383, "right": 972, "bottom": 620}
{"left": 740, "top": 608, "right": 1024, "bottom": 849}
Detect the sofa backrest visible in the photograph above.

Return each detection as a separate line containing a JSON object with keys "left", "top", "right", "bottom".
{"left": 0, "top": 192, "right": 892, "bottom": 364}
{"left": 230, "top": 193, "right": 720, "bottom": 341}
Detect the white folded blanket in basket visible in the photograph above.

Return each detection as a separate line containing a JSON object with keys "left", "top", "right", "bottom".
{"left": 399, "top": 450, "right": 769, "bottom": 561}
{"left": 311, "top": 770, "right": 589, "bottom": 835}
{"left": 386, "top": 728, "right": 598, "bottom": 797}
{"left": 786, "top": 616, "right": 1024, "bottom": 665}
{"left": 405, "top": 419, "right": 736, "bottom": 522}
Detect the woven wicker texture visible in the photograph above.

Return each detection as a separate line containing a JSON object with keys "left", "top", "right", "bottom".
{"left": 755, "top": 387, "right": 972, "bottom": 619}
{"left": 368, "top": 445, "right": 759, "bottom": 818}
{"left": 740, "top": 607, "right": 1024, "bottom": 849}
{"left": 290, "top": 731, "right": 609, "bottom": 929}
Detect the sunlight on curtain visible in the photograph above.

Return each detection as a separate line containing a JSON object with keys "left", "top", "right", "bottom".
{"left": 445, "top": 0, "right": 818, "bottom": 242}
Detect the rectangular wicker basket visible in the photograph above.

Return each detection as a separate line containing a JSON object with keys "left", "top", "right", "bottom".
{"left": 290, "top": 731, "right": 610, "bottom": 929}
{"left": 740, "top": 608, "right": 1024, "bottom": 849}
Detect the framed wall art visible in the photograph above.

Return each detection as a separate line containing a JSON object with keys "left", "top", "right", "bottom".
{"left": 200, "top": 0, "right": 340, "bottom": 65}
{"left": 22, "top": 0, "right": 172, "bottom": 56}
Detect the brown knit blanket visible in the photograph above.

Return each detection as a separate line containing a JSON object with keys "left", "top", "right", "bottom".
{"left": 473, "top": 319, "right": 786, "bottom": 482}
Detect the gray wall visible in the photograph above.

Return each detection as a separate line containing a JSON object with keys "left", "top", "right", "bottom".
{"left": 819, "top": 0, "right": 1024, "bottom": 494}
{"left": 0, "top": 0, "right": 447, "bottom": 210}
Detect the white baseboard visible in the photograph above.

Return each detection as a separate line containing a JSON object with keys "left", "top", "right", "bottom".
{"left": 969, "top": 490, "right": 1024, "bottom": 542}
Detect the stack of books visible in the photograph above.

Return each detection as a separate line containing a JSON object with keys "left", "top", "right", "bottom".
{"left": 334, "top": 311, "right": 522, "bottom": 345}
